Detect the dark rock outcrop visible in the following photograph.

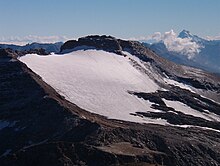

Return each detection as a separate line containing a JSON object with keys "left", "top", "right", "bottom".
{"left": 0, "top": 49, "right": 18, "bottom": 60}
{"left": 60, "top": 35, "right": 122, "bottom": 55}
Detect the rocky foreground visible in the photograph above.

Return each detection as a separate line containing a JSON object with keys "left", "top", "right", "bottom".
{"left": 0, "top": 36, "right": 220, "bottom": 166}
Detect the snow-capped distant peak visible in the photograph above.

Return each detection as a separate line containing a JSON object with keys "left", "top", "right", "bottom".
{"left": 178, "top": 30, "right": 192, "bottom": 38}
{"left": 178, "top": 30, "right": 206, "bottom": 43}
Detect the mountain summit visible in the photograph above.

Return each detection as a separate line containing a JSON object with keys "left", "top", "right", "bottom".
{"left": 178, "top": 29, "right": 206, "bottom": 43}
{"left": 178, "top": 29, "right": 192, "bottom": 38}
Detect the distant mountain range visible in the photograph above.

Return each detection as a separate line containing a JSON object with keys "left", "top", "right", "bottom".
{"left": 0, "top": 42, "right": 63, "bottom": 53}
{"left": 144, "top": 30, "right": 220, "bottom": 74}
{"left": 1, "top": 31, "right": 219, "bottom": 75}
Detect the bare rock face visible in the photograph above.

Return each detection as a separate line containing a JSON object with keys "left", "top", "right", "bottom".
{"left": 0, "top": 34, "right": 220, "bottom": 166}
{"left": 60, "top": 35, "right": 122, "bottom": 55}
{"left": 0, "top": 48, "right": 49, "bottom": 61}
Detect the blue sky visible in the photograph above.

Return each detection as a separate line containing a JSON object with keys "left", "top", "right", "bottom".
{"left": 0, "top": 0, "right": 219, "bottom": 43}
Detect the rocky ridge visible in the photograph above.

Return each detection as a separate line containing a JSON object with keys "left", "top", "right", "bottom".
{"left": 0, "top": 36, "right": 220, "bottom": 166}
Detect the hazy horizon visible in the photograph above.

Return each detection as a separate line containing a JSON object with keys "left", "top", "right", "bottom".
{"left": 0, "top": 0, "right": 220, "bottom": 44}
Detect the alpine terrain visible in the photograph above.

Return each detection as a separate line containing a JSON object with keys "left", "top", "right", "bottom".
{"left": 0, "top": 35, "right": 220, "bottom": 166}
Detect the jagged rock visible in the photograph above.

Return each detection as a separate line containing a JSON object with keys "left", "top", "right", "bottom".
{"left": 60, "top": 35, "right": 122, "bottom": 55}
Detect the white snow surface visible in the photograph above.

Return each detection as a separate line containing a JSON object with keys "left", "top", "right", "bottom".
{"left": 163, "top": 99, "right": 220, "bottom": 122}
{"left": 163, "top": 78, "right": 194, "bottom": 92}
{"left": 20, "top": 50, "right": 168, "bottom": 124}
{"left": 174, "top": 125, "right": 220, "bottom": 133}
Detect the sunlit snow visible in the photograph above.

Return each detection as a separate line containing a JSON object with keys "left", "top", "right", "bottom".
{"left": 163, "top": 78, "right": 194, "bottom": 92}
{"left": 20, "top": 50, "right": 169, "bottom": 124}
{"left": 163, "top": 99, "right": 220, "bottom": 122}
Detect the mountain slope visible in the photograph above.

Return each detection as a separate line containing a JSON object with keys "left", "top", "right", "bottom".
{"left": 20, "top": 50, "right": 161, "bottom": 124}
{"left": 19, "top": 35, "right": 220, "bottom": 128}
{"left": 1, "top": 36, "right": 220, "bottom": 165}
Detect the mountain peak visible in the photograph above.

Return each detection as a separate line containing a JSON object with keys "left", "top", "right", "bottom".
{"left": 178, "top": 30, "right": 192, "bottom": 38}
{"left": 178, "top": 30, "right": 206, "bottom": 43}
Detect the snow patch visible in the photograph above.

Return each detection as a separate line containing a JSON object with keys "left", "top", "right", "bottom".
{"left": 202, "top": 110, "right": 220, "bottom": 122}
{"left": 163, "top": 99, "right": 219, "bottom": 122}
{"left": 175, "top": 125, "right": 220, "bottom": 133}
{"left": 164, "top": 78, "right": 194, "bottom": 92}
{"left": 142, "top": 117, "right": 169, "bottom": 125}
{"left": 135, "top": 97, "right": 163, "bottom": 113}
{"left": 20, "top": 50, "right": 162, "bottom": 124}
